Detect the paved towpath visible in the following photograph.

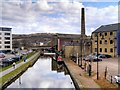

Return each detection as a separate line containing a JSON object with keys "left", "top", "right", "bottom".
{"left": 0, "top": 52, "right": 39, "bottom": 78}
{"left": 64, "top": 58, "right": 101, "bottom": 89}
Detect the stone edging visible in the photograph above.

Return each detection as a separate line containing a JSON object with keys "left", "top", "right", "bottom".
{"left": 63, "top": 59, "right": 83, "bottom": 90}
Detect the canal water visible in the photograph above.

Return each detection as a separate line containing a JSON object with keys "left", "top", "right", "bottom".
{"left": 7, "top": 58, "right": 75, "bottom": 89}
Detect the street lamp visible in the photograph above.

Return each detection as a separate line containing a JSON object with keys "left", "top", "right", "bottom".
{"left": 95, "top": 32, "right": 99, "bottom": 80}
{"left": 80, "top": 38, "right": 83, "bottom": 67}
{"left": 90, "top": 36, "right": 93, "bottom": 53}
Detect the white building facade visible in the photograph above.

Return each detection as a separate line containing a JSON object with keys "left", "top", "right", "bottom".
{"left": 0, "top": 27, "right": 12, "bottom": 51}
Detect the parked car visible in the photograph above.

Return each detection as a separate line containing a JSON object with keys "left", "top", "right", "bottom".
{"left": 0, "top": 53, "right": 5, "bottom": 58}
{"left": 83, "top": 54, "right": 102, "bottom": 61}
{"left": 12, "top": 56, "right": 20, "bottom": 62}
{"left": 15, "top": 54, "right": 23, "bottom": 59}
{"left": 114, "top": 74, "right": 120, "bottom": 84}
{"left": 104, "top": 54, "right": 112, "bottom": 58}
{"left": 2, "top": 58, "right": 14, "bottom": 65}
{"left": 98, "top": 54, "right": 106, "bottom": 58}
{"left": 0, "top": 62, "right": 8, "bottom": 67}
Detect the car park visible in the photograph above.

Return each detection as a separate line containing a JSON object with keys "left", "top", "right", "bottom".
{"left": 114, "top": 74, "right": 120, "bottom": 84}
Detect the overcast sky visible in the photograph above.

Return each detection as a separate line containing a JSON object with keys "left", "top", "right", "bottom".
{"left": 1, "top": 0, "right": 119, "bottom": 35}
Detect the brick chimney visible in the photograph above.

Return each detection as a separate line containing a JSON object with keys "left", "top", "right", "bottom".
{"left": 81, "top": 8, "right": 85, "bottom": 37}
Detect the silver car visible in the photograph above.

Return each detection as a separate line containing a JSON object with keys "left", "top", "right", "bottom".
{"left": 114, "top": 74, "right": 120, "bottom": 84}
{"left": 83, "top": 54, "right": 102, "bottom": 61}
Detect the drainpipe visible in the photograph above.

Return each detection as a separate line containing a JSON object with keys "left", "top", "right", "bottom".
{"left": 117, "top": 30, "right": 120, "bottom": 56}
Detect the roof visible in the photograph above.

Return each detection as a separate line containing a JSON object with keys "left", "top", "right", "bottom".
{"left": 92, "top": 23, "right": 120, "bottom": 33}
{"left": 0, "top": 27, "right": 12, "bottom": 31}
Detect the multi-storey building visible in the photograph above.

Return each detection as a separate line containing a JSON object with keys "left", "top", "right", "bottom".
{"left": 91, "top": 23, "right": 119, "bottom": 57}
{"left": 0, "top": 27, "right": 12, "bottom": 52}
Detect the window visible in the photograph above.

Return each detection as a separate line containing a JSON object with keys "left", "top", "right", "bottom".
{"left": 0, "top": 41, "right": 1, "bottom": 44}
{"left": 5, "top": 41, "right": 10, "bottom": 44}
{"left": 105, "top": 32, "right": 107, "bottom": 36}
{"left": 5, "top": 33, "right": 10, "bottom": 35}
{"left": 110, "top": 48, "right": 113, "bottom": 52}
{"left": 0, "top": 37, "right": 1, "bottom": 39}
{"left": 99, "top": 33, "right": 102, "bottom": 36}
{"left": 5, "top": 37, "right": 10, "bottom": 40}
{"left": 110, "top": 32, "right": 113, "bottom": 35}
{"left": 104, "top": 40, "right": 107, "bottom": 44}
{"left": 100, "top": 48, "right": 102, "bottom": 52}
{"left": 95, "top": 40, "right": 97, "bottom": 44}
{"left": 0, "top": 33, "right": 1, "bottom": 35}
{"left": 110, "top": 40, "right": 113, "bottom": 44}
{"left": 5, "top": 46, "right": 10, "bottom": 48}
{"left": 100, "top": 40, "right": 102, "bottom": 44}
{"left": 0, "top": 46, "right": 1, "bottom": 48}
{"left": 95, "top": 48, "right": 97, "bottom": 52}
{"left": 105, "top": 48, "right": 107, "bottom": 52}
{"left": 94, "top": 34, "right": 97, "bottom": 37}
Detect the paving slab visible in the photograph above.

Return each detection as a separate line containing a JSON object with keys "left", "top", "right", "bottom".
{"left": 64, "top": 58, "right": 101, "bottom": 89}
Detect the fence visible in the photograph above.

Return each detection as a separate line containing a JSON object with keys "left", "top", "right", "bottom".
{"left": 105, "top": 73, "right": 116, "bottom": 84}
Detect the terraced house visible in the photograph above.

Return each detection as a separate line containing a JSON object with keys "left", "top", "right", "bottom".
{"left": 0, "top": 27, "right": 12, "bottom": 52}
{"left": 91, "top": 23, "right": 119, "bottom": 57}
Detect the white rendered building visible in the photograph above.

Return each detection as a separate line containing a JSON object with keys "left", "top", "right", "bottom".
{"left": 0, "top": 27, "right": 12, "bottom": 52}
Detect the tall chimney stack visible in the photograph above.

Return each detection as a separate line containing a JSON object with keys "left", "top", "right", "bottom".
{"left": 81, "top": 8, "right": 85, "bottom": 37}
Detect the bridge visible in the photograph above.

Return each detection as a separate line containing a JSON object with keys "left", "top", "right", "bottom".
{"left": 30, "top": 45, "right": 52, "bottom": 50}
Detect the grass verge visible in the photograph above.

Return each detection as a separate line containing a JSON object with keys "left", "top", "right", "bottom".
{"left": 0, "top": 52, "right": 39, "bottom": 87}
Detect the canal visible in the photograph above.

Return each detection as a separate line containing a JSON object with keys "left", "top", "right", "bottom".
{"left": 7, "top": 57, "right": 75, "bottom": 89}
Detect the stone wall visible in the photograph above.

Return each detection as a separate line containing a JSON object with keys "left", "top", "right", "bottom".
{"left": 64, "top": 45, "right": 91, "bottom": 58}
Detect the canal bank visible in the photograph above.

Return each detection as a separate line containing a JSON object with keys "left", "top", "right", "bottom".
{"left": 64, "top": 58, "right": 100, "bottom": 89}
{"left": 1, "top": 52, "right": 40, "bottom": 89}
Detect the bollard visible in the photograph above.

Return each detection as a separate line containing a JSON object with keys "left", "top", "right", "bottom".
{"left": 76, "top": 53, "right": 78, "bottom": 65}
{"left": 104, "top": 66, "right": 108, "bottom": 79}
{"left": 84, "top": 61, "right": 86, "bottom": 72}
{"left": 89, "top": 64, "right": 91, "bottom": 76}
{"left": 111, "top": 75, "right": 112, "bottom": 83}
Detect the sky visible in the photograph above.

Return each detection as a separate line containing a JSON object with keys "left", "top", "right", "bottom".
{"left": 1, "top": 0, "right": 119, "bottom": 35}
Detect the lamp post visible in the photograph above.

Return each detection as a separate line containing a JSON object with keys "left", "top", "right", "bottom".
{"left": 90, "top": 36, "right": 93, "bottom": 53}
{"left": 84, "top": 41, "right": 87, "bottom": 71}
{"left": 95, "top": 32, "right": 99, "bottom": 80}
{"left": 80, "top": 38, "right": 83, "bottom": 67}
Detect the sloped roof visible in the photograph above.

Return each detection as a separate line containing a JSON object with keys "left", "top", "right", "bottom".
{"left": 92, "top": 23, "right": 119, "bottom": 33}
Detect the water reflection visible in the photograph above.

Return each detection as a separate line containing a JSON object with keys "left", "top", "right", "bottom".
{"left": 7, "top": 58, "right": 75, "bottom": 89}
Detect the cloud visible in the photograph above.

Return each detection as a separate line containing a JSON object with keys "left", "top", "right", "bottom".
{"left": 37, "top": 0, "right": 53, "bottom": 11}
{"left": 1, "top": 0, "right": 118, "bottom": 36}
{"left": 85, "top": 5, "right": 118, "bottom": 35}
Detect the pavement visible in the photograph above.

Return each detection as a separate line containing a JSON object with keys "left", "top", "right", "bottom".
{"left": 64, "top": 58, "right": 101, "bottom": 89}
{"left": 0, "top": 52, "right": 39, "bottom": 78}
